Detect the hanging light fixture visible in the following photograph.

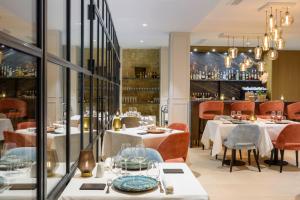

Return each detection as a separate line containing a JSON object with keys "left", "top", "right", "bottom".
{"left": 254, "top": 37, "right": 263, "bottom": 60}
{"left": 268, "top": 48, "right": 278, "bottom": 60}
{"left": 257, "top": 62, "right": 265, "bottom": 72}
{"left": 228, "top": 37, "right": 238, "bottom": 59}
{"left": 272, "top": 9, "right": 282, "bottom": 41}
{"left": 276, "top": 37, "right": 285, "bottom": 50}
{"left": 281, "top": 7, "right": 294, "bottom": 27}
{"left": 263, "top": 11, "right": 270, "bottom": 51}
{"left": 268, "top": 7, "right": 275, "bottom": 33}
{"left": 239, "top": 62, "right": 247, "bottom": 72}
{"left": 224, "top": 36, "right": 232, "bottom": 68}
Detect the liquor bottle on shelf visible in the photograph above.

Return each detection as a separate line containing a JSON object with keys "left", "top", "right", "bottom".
{"left": 236, "top": 70, "right": 239, "bottom": 80}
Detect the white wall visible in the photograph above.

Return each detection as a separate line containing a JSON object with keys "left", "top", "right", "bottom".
{"left": 159, "top": 47, "right": 169, "bottom": 125}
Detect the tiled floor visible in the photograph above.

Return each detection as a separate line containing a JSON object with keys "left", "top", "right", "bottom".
{"left": 188, "top": 148, "right": 300, "bottom": 200}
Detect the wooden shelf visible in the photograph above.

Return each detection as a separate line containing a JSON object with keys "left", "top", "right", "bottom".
{"left": 123, "top": 78, "right": 160, "bottom": 81}
{"left": 190, "top": 79, "right": 261, "bottom": 82}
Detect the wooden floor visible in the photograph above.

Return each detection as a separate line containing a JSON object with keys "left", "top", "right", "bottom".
{"left": 188, "top": 148, "right": 300, "bottom": 200}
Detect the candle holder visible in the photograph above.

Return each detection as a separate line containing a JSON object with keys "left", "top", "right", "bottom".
{"left": 78, "top": 150, "right": 96, "bottom": 177}
{"left": 112, "top": 111, "right": 122, "bottom": 131}
{"left": 83, "top": 117, "right": 90, "bottom": 131}
{"left": 249, "top": 114, "right": 257, "bottom": 122}
{"left": 220, "top": 94, "right": 225, "bottom": 101}
{"left": 46, "top": 149, "right": 58, "bottom": 177}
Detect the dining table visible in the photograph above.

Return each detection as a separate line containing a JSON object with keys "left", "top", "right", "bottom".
{"left": 58, "top": 162, "right": 209, "bottom": 200}
{"left": 201, "top": 118, "right": 298, "bottom": 158}
{"left": 0, "top": 118, "right": 13, "bottom": 141}
{"left": 101, "top": 127, "right": 183, "bottom": 159}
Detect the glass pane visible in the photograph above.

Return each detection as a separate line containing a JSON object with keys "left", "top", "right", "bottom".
{"left": 0, "top": 0, "right": 36, "bottom": 44}
{"left": 83, "top": 0, "right": 90, "bottom": 70}
{"left": 46, "top": 62, "right": 66, "bottom": 195}
{"left": 0, "top": 45, "right": 37, "bottom": 199}
{"left": 70, "top": 70, "right": 81, "bottom": 163}
{"left": 47, "top": 0, "right": 66, "bottom": 58}
{"left": 93, "top": 78, "right": 97, "bottom": 139}
{"left": 70, "top": 0, "right": 81, "bottom": 66}
{"left": 83, "top": 75, "right": 90, "bottom": 147}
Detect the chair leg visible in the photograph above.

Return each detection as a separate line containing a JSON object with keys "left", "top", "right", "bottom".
{"left": 280, "top": 150, "right": 285, "bottom": 173}
{"left": 253, "top": 149, "right": 261, "bottom": 172}
{"left": 230, "top": 149, "right": 235, "bottom": 173}
{"left": 239, "top": 149, "right": 242, "bottom": 160}
{"left": 269, "top": 149, "right": 274, "bottom": 166}
{"left": 296, "top": 151, "right": 298, "bottom": 167}
{"left": 247, "top": 150, "right": 251, "bottom": 165}
{"left": 222, "top": 147, "right": 227, "bottom": 166}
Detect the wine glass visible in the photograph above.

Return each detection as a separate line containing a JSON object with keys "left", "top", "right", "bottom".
{"left": 271, "top": 111, "right": 276, "bottom": 121}
{"left": 147, "top": 161, "right": 160, "bottom": 180}
{"left": 237, "top": 111, "right": 242, "bottom": 120}
{"left": 120, "top": 143, "right": 132, "bottom": 175}
{"left": 277, "top": 111, "right": 283, "bottom": 121}
{"left": 110, "top": 156, "right": 122, "bottom": 177}
{"left": 230, "top": 111, "right": 236, "bottom": 119}
{"left": 133, "top": 144, "right": 146, "bottom": 174}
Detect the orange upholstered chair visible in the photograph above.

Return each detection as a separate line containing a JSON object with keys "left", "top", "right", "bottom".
{"left": 272, "top": 124, "right": 300, "bottom": 172}
{"left": 157, "top": 132, "right": 189, "bottom": 162}
{"left": 3, "top": 131, "right": 36, "bottom": 147}
{"left": 17, "top": 121, "right": 36, "bottom": 130}
{"left": 0, "top": 98, "right": 27, "bottom": 118}
{"left": 168, "top": 123, "right": 189, "bottom": 132}
{"left": 199, "top": 101, "right": 224, "bottom": 120}
{"left": 258, "top": 101, "right": 284, "bottom": 119}
{"left": 287, "top": 102, "right": 300, "bottom": 121}
{"left": 231, "top": 101, "right": 255, "bottom": 117}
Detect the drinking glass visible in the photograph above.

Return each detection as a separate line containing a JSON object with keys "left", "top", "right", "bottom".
{"left": 277, "top": 111, "right": 283, "bottom": 121}
{"left": 237, "top": 111, "right": 242, "bottom": 120}
{"left": 134, "top": 144, "right": 146, "bottom": 174}
{"left": 147, "top": 161, "right": 160, "bottom": 180}
{"left": 230, "top": 111, "right": 236, "bottom": 119}
{"left": 110, "top": 156, "right": 122, "bottom": 177}
{"left": 120, "top": 143, "right": 132, "bottom": 175}
{"left": 271, "top": 111, "right": 276, "bottom": 121}
{"left": 1, "top": 143, "right": 17, "bottom": 157}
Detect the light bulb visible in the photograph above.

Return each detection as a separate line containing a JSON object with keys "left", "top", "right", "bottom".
{"left": 254, "top": 46, "right": 263, "bottom": 60}
{"left": 276, "top": 38, "right": 285, "bottom": 50}
{"left": 228, "top": 47, "right": 238, "bottom": 59}
{"left": 224, "top": 55, "right": 232, "bottom": 68}
{"left": 272, "top": 26, "right": 282, "bottom": 41}
{"left": 281, "top": 10, "right": 294, "bottom": 27}
{"left": 244, "top": 57, "right": 253, "bottom": 68}
{"left": 239, "top": 62, "right": 247, "bottom": 72}
{"left": 268, "top": 13, "right": 275, "bottom": 32}
{"left": 257, "top": 62, "right": 265, "bottom": 72}
{"left": 267, "top": 48, "right": 278, "bottom": 60}
{"left": 262, "top": 33, "right": 270, "bottom": 51}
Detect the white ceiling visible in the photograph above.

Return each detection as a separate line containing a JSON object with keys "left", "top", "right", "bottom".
{"left": 108, "top": 0, "right": 300, "bottom": 49}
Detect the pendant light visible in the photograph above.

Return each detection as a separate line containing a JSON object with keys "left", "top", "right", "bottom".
{"left": 268, "top": 47, "right": 278, "bottom": 60}
{"left": 272, "top": 9, "right": 282, "bottom": 41}
{"left": 281, "top": 7, "right": 294, "bottom": 27}
{"left": 276, "top": 38, "right": 285, "bottom": 50}
{"left": 243, "top": 37, "right": 253, "bottom": 68}
{"left": 257, "top": 62, "right": 265, "bottom": 72}
{"left": 239, "top": 62, "right": 247, "bottom": 72}
{"left": 268, "top": 7, "right": 275, "bottom": 33}
{"left": 263, "top": 11, "right": 270, "bottom": 51}
{"left": 228, "top": 37, "right": 238, "bottom": 59}
{"left": 254, "top": 37, "right": 263, "bottom": 60}
{"left": 224, "top": 36, "right": 232, "bottom": 68}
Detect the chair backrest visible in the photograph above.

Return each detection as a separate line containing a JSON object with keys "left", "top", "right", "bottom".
{"left": 0, "top": 98, "right": 27, "bottom": 118}
{"left": 168, "top": 123, "right": 189, "bottom": 132}
{"left": 225, "top": 125, "right": 260, "bottom": 149}
{"left": 157, "top": 132, "right": 189, "bottom": 161}
{"left": 121, "top": 117, "right": 140, "bottom": 128}
{"left": 231, "top": 101, "right": 255, "bottom": 115}
{"left": 199, "top": 101, "right": 224, "bottom": 118}
{"left": 287, "top": 102, "right": 300, "bottom": 120}
{"left": 259, "top": 101, "right": 284, "bottom": 115}
{"left": 3, "top": 131, "right": 36, "bottom": 147}
{"left": 17, "top": 121, "right": 36, "bottom": 130}
{"left": 275, "top": 124, "right": 300, "bottom": 149}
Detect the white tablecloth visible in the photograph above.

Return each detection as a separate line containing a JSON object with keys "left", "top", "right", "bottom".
{"left": 16, "top": 128, "right": 90, "bottom": 162}
{"left": 201, "top": 120, "right": 298, "bottom": 157}
{"left": 58, "top": 163, "right": 208, "bottom": 200}
{"left": 0, "top": 118, "right": 13, "bottom": 141}
{"left": 102, "top": 128, "right": 183, "bottom": 159}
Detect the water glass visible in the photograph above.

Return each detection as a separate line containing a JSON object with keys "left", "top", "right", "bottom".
{"left": 236, "top": 111, "right": 242, "bottom": 120}
{"left": 276, "top": 111, "right": 283, "bottom": 121}
{"left": 271, "top": 111, "right": 276, "bottom": 121}
{"left": 120, "top": 143, "right": 132, "bottom": 175}
{"left": 134, "top": 144, "right": 146, "bottom": 174}
{"left": 147, "top": 161, "right": 160, "bottom": 180}
{"left": 230, "top": 111, "right": 236, "bottom": 119}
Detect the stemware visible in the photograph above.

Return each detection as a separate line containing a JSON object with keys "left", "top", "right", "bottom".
{"left": 276, "top": 111, "right": 283, "bottom": 121}
{"left": 236, "top": 111, "right": 242, "bottom": 120}
{"left": 230, "top": 111, "right": 236, "bottom": 119}
{"left": 133, "top": 144, "right": 146, "bottom": 174}
{"left": 147, "top": 161, "right": 160, "bottom": 180}
{"left": 271, "top": 111, "right": 276, "bottom": 121}
{"left": 120, "top": 143, "right": 132, "bottom": 175}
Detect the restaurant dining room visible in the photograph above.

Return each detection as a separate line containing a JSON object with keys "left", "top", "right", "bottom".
{"left": 0, "top": 0, "right": 300, "bottom": 199}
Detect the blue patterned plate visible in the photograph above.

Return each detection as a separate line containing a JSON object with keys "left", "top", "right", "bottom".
{"left": 112, "top": 175, "right": 158, "bottom": 192}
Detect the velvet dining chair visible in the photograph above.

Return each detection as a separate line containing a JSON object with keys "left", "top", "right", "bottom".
{"left": 231, "top": 101, "right": 255, "bottom": 116}
{"left": 3, "top": 131, "right": 36, "bottom": 147}
{"left": 17, "top": 121, "right": 36, "bottom": 130}
{"left": 258, "top": 101, "right": 284, "bottom": 119}
{"left": 287, "top": 102, "right": 300, "bottom": 121}
{"left": 157, "top": 132, "right": 190, "bottom": 162}
{"left": 0, "top": 98, "right": 27, "bottom": 119}
{"left": 271, "top": 124, "right": 300, "bottom": 173}
{"left": 168, "top": 123, "right": 189, "bottom": 132}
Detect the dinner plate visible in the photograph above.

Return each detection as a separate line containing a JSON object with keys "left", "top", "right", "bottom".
{"left": 112, "top": 175, "right": 158, "bottom": 192}
{"left": 147, "top": 129, "right": 165, "bottom": 134}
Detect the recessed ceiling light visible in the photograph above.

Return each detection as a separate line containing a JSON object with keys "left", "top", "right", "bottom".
{"left": 140, "top": 40, "right": 144, "bottom": 43}
{"left": 142, "top": 23, "right": 148, "bottom": 27}
{"left": 212, "top": 48, "right": 216, "bottom": 52}
{"left": 193, "top": 48, "right": 198, "bottom": 52}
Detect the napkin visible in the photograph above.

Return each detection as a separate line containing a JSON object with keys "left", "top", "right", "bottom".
{"left": 162, "top": 176, "right": 174, "bottom": 194}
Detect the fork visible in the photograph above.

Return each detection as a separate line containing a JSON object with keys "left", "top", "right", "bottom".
{"left": 106, "top": 179, "right": 112, "bottom": 194}
{"left": 158, "top": 180, "right": 164, "bottom": 193}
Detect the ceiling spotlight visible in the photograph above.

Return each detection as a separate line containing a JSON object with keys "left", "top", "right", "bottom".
{"left": 142, "top": 23, "right": 148, "bottom": 27}
{"left": 1, "top": 45, "right": 5, "bottom": 48}
{"left": 140, "top": 40, "right": 144, "bottom": 43}
{"left": 212, "top": 48, "right": 216, "bottom": 52}
{"left": 193, "top": 48, "right": 198, "bottom": 52}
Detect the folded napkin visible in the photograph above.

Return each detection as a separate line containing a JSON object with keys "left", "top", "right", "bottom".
{"left": 162, "top": 176, "right": 174, "bottom": 194}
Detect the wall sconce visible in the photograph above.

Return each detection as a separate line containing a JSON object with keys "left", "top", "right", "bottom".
{"left": 78, "top": 150, "right": 96, "bottom": 177}
{"left": 46, "top": 149, "right": 58, "bottom": 177}
{"left": 220, "top": 94, "right": 225, "bottom": 101}
{"left": 83, "top": 117, "right": 90, "bottom": 131}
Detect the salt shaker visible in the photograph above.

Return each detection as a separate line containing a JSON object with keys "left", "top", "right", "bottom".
{"left": 95, "top": 163, "right": 104, "bottom": 178}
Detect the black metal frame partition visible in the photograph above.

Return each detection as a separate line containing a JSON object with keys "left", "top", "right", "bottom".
{"left": 0, "top": 0, "right": 120, "bottom": 199}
